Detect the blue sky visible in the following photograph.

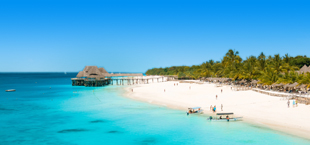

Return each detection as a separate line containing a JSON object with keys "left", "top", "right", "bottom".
{"left": 0, "top": 0, "right": 309, "bottom": 72}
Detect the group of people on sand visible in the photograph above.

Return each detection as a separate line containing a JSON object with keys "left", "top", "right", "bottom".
{"left": 210, "top": 104, "right": 223, "bottom": 112}
{"left": 210, "top": 105, "right": 216, "bottom": 112}
{"left": 287, "top": 99, "right": 298, "bottom": 108}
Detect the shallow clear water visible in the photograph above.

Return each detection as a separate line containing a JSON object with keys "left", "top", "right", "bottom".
{"left": 0, "top": 73, "right": 309, "bottom": 145}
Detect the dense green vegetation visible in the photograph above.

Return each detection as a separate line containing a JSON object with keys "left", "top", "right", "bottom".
{"left": 146, "top": 49, "right": 310, "bottom": 86}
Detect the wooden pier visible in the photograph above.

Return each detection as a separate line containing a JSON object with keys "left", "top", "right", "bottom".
{"left": 72, "top": 76, "right": 177, "bottom": 87}
{"left": 71, "top": 66, "right": 177, "bottom": 87}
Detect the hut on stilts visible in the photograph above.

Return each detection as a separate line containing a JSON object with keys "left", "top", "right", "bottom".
{"left": 71, "top": 66, "right": 143, "bottom": 87}
{"left": 71, "top": 66, "right": 176, "bottom": 87}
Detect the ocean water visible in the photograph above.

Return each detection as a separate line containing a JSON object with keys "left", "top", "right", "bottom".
{"left": 0, "top": 73, "right": 309, "bottom": 145}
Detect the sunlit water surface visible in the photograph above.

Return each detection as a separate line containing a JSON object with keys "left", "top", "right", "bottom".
{"left": 0, "top": 73, "right": 309, "bottom": 145}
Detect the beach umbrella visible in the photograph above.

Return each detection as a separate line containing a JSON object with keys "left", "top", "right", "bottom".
{"left": 239, "top": 80, "right": 246, "bottom": 83}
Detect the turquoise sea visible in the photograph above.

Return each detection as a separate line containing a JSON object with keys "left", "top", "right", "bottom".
{"left": 0, "top": 73, "right": 309, "bottom": 145}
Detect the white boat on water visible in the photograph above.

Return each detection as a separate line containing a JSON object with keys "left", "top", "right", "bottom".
{"left": 207, "top": 112, "right": 243, "bottom": 122}
{"left": 5, "top": 89, "right": 16, "bottom": 92}
{"left": 187, "top": 107, "right": 203, "bottom": 115}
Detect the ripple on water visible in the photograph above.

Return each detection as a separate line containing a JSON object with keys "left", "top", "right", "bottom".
{"left": 136, "top": 137, "right": 157, "bottom": 145}
{"left": 90, "top": 120, "right": 106, "bottom": 123}
{"left": 0, "top": 108, "right": 14, "bottom": 111}
{"left": 107, "top": 130, "right": 121, "bottom": 134}
{"left": 57, "top": 129, "right": 89, "bottom": 133}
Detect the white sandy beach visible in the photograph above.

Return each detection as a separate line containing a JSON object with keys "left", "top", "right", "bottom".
{"left": 124, "top": 81, "right": 310, "bottom": 139}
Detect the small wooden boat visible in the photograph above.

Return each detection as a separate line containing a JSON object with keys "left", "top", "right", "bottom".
{"left": 207, "top": 112, "right": 243, "bottom": 121}
{"left": 187, "top": 107, "right": 203, "bottom": 115}
{"left": 5, "top": 89, "right": 16, "bottom": 92}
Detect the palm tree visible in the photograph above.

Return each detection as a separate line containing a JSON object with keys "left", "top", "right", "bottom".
{"left": 277, "top": 71, "right": 298, "bottom": 84}
{"left": 298, "top": 73, "right": 310, "bottom": 88}
{"left": 272, "top": 54, "right": 283, "bottom": 74}
{"left": 240, "top": 58, "right": 260, "bottom": 80}
{"left": 283, "top": 53, "right": 291, "bottom": 63}
{"left": 259, "top": 66, "right": 279, "bottom": 85}
{"left": 258, "top": 52, "right": 266, "bottom": 71}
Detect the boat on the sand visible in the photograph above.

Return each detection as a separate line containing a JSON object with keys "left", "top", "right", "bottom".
{"left": 187, "top": 107, "right": 203, "bottom": 115}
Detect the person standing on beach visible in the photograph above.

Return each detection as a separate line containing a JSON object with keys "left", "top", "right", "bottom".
{"left": 296, "top": 99, "right": 298, "bottom": 107}
{"left": 221, "top": 104, "right": 223, "bottom": 111}
{"left": 210, "top": 105, "right": 213, "bottom": 111}
{"left": 293, "top": 100, "right": 295, "bottom": 107}
{"left": 287, "top": 100, "right": 290, "bottom": 108}
{"left": 132, "top": 89, "right": 133, "bottom": 92}
{"left": 213, "top": 105, "right": 216, "bottom": 112}
{"left": 221, "top": 89, "right": 223, "bottom": 93}
{"left": 216, "top": 95, "right": 218, "bottom": 100}
{"left": 189, "top": 86, "right": 191, "bottom": 90}
{"left": 164, "top": 89, "right": 166, "bottom": 92}
{"left": 174, "top": 83, "right": 175, "bottom": 86}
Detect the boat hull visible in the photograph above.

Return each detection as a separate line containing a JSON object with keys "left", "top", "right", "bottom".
{"left": 5, "top": 89, "right": 16, "bottom": 92}
{"left": 187, "top": 110, "right": 204, "bottom": 114}
{"left": 207, "top": 117, "right": 243, "bottom": 122}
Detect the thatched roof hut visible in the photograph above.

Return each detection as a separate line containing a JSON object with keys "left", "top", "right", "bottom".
{"left": 239, "top": 80, "right": 247, "bottom": 83}
{"left": 276, "top": 83, "right": 284, "bottom": 87}
{"left": 76, "top": 66, "right": 143, "bottom": 79}
{"left": 77, "top": 66, "right": 106, "bottom": 78}
{"left": 297, "top": 65, "right": 310, "bottom": 74}
{"left": 272, "top": 83, "right": 284, "bottom": 87}
{"left": 297, "top": 84, "right": 307, "bottom": 89}
{"left": 205, "top": 77, "right": 232, "bottom": 82}
{"left": 98, "top": 67, "right": 108, "bottom": 74}
{"left": 251, "top": 80, "right": 259, "bottom": 84}
{"left": 221, "top": 78, "right": 232, "bottom": 82}
{"left": 284, "top": 82, "right": 299, "bottom": 89}
{"left": 76, "top": 71, "right": 85, "bottom": 78}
